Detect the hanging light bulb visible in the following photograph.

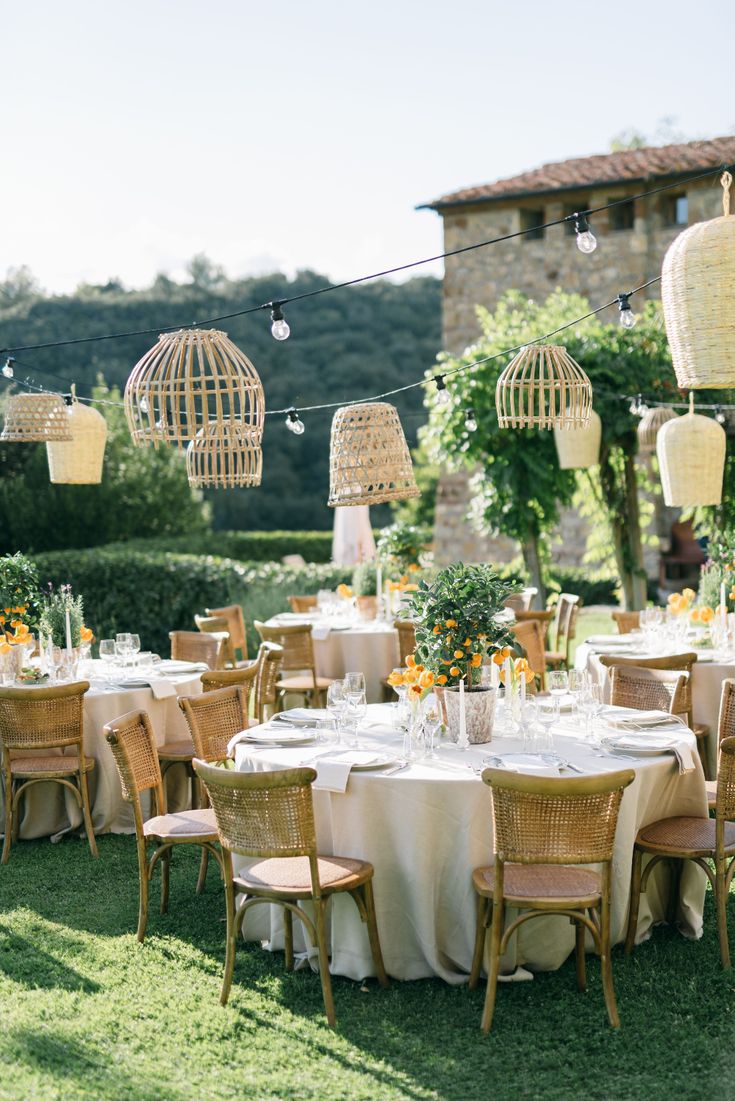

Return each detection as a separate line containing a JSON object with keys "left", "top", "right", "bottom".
{"left": 573, "top": 213, "right": 597, "bottom": 254}
{"left": 270, "top": 303, "right": 290, "bottom": 341}
{"left": 139, "top": 395, "right": 149, "bottom": 415}
{"left": 638, "top": 399, "right": 649, "bottom": 417}
{"left": 629, "top": 394, "right": 641, "bottom": 416}
{"left": 434, "top": 375, "right": 451, "bottom": 406}
{"left": 285, "top": 407, "right": 305, "bottom": 435}
{"left": 464, "top": 408, "right": 478, "bottom": 432}
{"left": 617, "top": 292, "right": 637, "bottom": 329}
{"left": 715, "top": 404, "right": 727, "bottom": 425}
{"left": 2, "top": 357, "right": 15, "bottom": 379}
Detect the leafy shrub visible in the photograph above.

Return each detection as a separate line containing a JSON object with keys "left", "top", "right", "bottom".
{"left": 351, "top": 561, "right": 377, "bottom": 596}
{"left": 33, "top": 548, "right": 351, "bottom": 656}
{"left": 117, "top": 531, "right": 336, "bottom": 563}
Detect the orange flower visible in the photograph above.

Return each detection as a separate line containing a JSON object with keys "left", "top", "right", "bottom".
{"left": 682, "top": 588, "right": 696, "bottom": 603}
{"left": 523, "top": 667, "right": 535, "bottom": 684}
{"left": 403, "top": 584, "right": 419, "bottom": 592}
{"left": 453, "top": 649, "right": 465, "bottom": 659}
{"left": 0, "top": 617, "right": 5, "bottom": 626}
{"left": 10, "top": 619, "right": 23, "bottom": 630}
{"left": 336, "top": 583, "right": 353, "bottom": 599}
{"left": 387, "top": 671, "right": 404, "bottom": 687}
{"left": 408, "top": 563, "right": 420, "bottom": 572}
{"left": 699, "top": 606, "right": 715, "bottom": 624}
{"left": 400, "top": 574, "right": 409, "bottom": 585}
{"left": 419, "top": 670, "right": 435, "bottom": 689}
{"left": 80, "top": 626, "right": 94, "bottom": 643}
{"left": 470, "top": 653, "right": 482, "bottom": 668}
{"left": 403, "top": 667, "right": 419, "bottom": 684}
{"left": 730, "top": 588, "right": 735, "bottom": 602}
{"left": 436, "top": 674, "right": 448, "bottom": 686}
{"left": 689, "top": 608, "right": 701, "bottom": 623}
{"left": 432, "top": 625, "right": 442, "bottom": 635}
{"left": 408, "top": 683, "right": 422, "bottom": 698}
{"left": 449, "top": 666, "right": 461, "bottom": 677}
{"left": 445, "top": 619, "right": 457, "bottom": 628}
{"left": 0, "top": 641, "right": 10, "bottom": 654}
{"left": 406, "top": 654, "right": 417, "bottom": 667}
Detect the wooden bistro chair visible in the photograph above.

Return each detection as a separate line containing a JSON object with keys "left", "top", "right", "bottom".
{"left": 193, "top": 759, "right": 389, "bottom": 1027}
{"left": 601, "top": 652, "right": 708, "bottom": 774}
{"left": 612, "top": 610, "right": 640, "bottom": 635}
{"left": 105, "top": 710, "right": 221, "bottom": 941}
{"left": 288, "top": 595, "right": 318, "bottom": 614}
{"left": 608, "top": 665, "right": 688, "bottom": 717}
{"left": 169, "top": 630, "right": 223, "bottom": 670}
{"left": 514, "top": 609, "right": 554, "bottom": 646}
{"left": 545, "top": 594, "right": 581, "bottom": 671}
{"left": 253, "top": 641, "right": 284, "bottom": 724}
{"left": 195, "top": 614, "right": 237, "bottom": 669}
{"left": 511, "top": 619, "right": 547, "bottom": 692}
{"left": 394, "top": 619, "right": 417, "bottom": 666}
{"left": 705, "top": 679, "right": 735, "bottom": 812}
{"left": 470, "top": 767, "right": 635, "bottom": 1031}
{"left": 205, "top": 604, "right": 248, "bottom": 665}
{"left": 254, "top": 621, "right": 332, "bottom": 709}
{"left": 0, "top": 682, "right": 98, "bottom": 864}
{"left": 625, "top": 736, "right": 735, "bottom": 968}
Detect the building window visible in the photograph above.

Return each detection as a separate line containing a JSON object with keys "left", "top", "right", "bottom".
{"left": 609, "top": 198, "right": 635, "bottom": 231}
{"left": 663, "top": 193, "right": 688, "bottom": 226}
{"left": 520, "top": 209, "right": 545, "bottom": 240}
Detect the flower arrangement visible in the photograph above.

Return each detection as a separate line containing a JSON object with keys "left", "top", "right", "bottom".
{"left": 336, "top": 583, "right": 353, "bottom": 600}
{"left": 38, "top": 584, "right": 93, "bottom": 648}
{"left": 376, "top": 522, "right": 431, "bottom": 579}
{"left": 0, "top": 553, "right": 41, "bottom": 648}
{"left": 387, "top": 655, "right": 435, "bottom": 704}
{"left": 494, "top": 649, "right": 536, "bottom": 687}
{"left": 667, "top": 588, "right": 696, "bottom": 615}
{"left": 406, "top": 562, "right": 516, "bottom": 689}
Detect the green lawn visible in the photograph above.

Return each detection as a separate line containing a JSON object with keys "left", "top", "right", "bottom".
{"left": 0, "top": 835, "right": 733, "bottom": 1101}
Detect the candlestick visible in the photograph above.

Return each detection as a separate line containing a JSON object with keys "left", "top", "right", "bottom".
{"left": 520, "top": 664, "right": 526, "bottom": 703}
{"left": 458, "top": 676, "right": 468, "bottom": 749}
{"left": 721, "top": 581, "right": 727, "bottom": 620}
{"left": 65, "top": 608, "right": 72, "bottom": 653}
{"left": 503, "top": 657, "right": 511, "bottom": 699}
{"left": 490, "top": 660, "right": 499, "bottom": 689}
{"left": 376, "top": 562, "right": 382, "bottom": 619}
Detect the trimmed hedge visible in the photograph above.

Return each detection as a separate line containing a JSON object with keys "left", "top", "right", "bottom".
{"left": 116, "top": 531, "right": 335, "bottom": 563}
{"left": 33, "top": 548, "right": 351, "bottom": 657}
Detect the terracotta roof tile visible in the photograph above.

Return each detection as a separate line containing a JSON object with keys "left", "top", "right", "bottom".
{"left": 421, "top": 136, "right": 735, "bottom": 209}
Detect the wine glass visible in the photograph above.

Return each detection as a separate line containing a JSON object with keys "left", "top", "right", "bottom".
{"left": 344, "top": 672, "right": 366, "bottom": 703}
{"left": 116, "top": 633, "right": 133, "bottom": 668}
{"left": 326, "top": 681, "right": 348, "bottom": 744}
{"left": 578, "top": 682, "right": 603, "bottom": 742}
{"left": 534, "top": 696, "right": 557, "bottom": 751}
{"left": 421, "top": 695, "right": 442, "bottom": 759}
{"left": 129, "top": 634, "right": 141, "bottom": 667}
{"left": 390, "top": 667, "right": 407, "bottom": 703}
{"left": 548, "top": 670, "right": 569, "bottom": 723}
{"left": 345, "top": 689, "right": 367, "bottom": 748}
{"left": 99, "top": 639, "right": 116, "bottom": 684}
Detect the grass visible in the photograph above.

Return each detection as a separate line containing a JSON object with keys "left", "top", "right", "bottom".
{"left": 571, "top": 607, "right": 614, "bottom": 665}
{"left": 1, "top": 836, "right": 734, "bottom": 1101}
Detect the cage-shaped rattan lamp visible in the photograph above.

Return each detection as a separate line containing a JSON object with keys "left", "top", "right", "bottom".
{"left": 637, "top": 405, "right": 677, "bottom": 454}
{"left": 656, "top": 397, "right": 726, "bottom": 506}
{"left": 124, "top": 329, "right": 264, "bottom": 449}
{"left": 46, "top": 398, "right": 108, "bottom": 484}
{"left": 1, "top": 393, "right": 72, "bottom": 442}
{"left": 496, "top": 345, "right": 592, "bottom": 429}
{"left": 186, "top": 420, "right": 263, "bottom": 489}
{"left": 328, "top": 401, "right": 420, "bottom": 507}
{"left": 661, "top": 172, "right": 735, "bottom": 389}
{"left": 553, "top": 408, "right": 601, "bottom": 469}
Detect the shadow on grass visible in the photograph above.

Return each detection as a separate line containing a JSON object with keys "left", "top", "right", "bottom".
{"left": 0, "top": 922, "right": 100, "bottom": 993}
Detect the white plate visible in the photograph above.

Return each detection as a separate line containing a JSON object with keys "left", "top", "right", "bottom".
{"left": 273, "top": 709, "right": 327, "bottom": 728}
{"left": 158, "top": 660, "right": 207, "bottom": 675}
{"left": 325, "top": 751, "right": 398, "bottom": 771}
{"left": 604, "top": 734, "right": 679, "bottom": 755}
{"left": 242, "top": 728, "right": 319, "bottom": 747}
{"left": 111, "top": 678, "right": 152, "bottom": 689}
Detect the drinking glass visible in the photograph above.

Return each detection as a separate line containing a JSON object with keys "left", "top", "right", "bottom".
{"left": 534, "top": 696, "right": 557, "bottom": 751}
{"left": 129, "top": 634, "right": 141, "bottom": 667}
{"left": 116, "top": 633, "right": 133, "bottom": 667}
{"left": 578, "top": 682, "right": 603, "bottom": 741}
{"left": 326, "top": 681, "right": 348, "bottom": 744}
{"left": 548, "top": 670, "right": 569, "bottom": 723}
{"left": 345, "top": 689, "right": 368, "bottom": 748}
{"left": 99, "top": 639, "right": 116, "bottom": 683}
{"left": 344, "top": 672, "right": 366, "bottom": 703}
{"left": 421, "top": 695, "right": 442, "bottom": 759}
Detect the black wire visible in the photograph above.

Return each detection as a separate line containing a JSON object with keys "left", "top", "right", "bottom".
{"left": 1, "top": 162, "right": 730, "bottom": 357}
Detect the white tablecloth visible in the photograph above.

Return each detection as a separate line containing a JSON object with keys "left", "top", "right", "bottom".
{"left": 267, "top": 615, "right": 399, "bottom": 702}
{"left": 2, "top": 660, "right": 203, "bottom": 840}
{"left": 576, "top": 640, "right": 735, "bottom": 777}
{"left": 233, "top": 703, "right": 707, "bottom": 984}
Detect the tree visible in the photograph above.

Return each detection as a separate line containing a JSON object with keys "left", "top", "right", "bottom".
{"left": 186, "top": 253, "right": 226, "bottom": 290}
{"left": 0, "top": 265, "right": 42, "bottom": 304}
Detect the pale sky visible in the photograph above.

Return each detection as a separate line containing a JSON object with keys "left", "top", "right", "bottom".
{"left": 4, "top": 0, "right": 734, "bottom": 294}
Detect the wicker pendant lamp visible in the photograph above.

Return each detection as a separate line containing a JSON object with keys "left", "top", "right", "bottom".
{"left": 637, "top": 405, "right": 677, "bottom": 454}
{"left": 661, "top": 172, "right": 735, "bottom": 388}
{"left": 328, "top": 402, "right": 420, "bottom": 507}
{"left": 553, "top": 409, "right": 601, "bottom": 469}
{"left": 124, "top": 329, "right": 264, "bottom": 450}
{"left": 1, "top": 393, "right": 72, "bottom": 442}
{"left": 496, "top": 345, "right": 592, "bottom": 429}
{"left": 656, "top": 394, "right": 726, "bottom": 506}
{"left": 46, "top": 392, "right": 108, "bottom": 484}
{"left": 186, "top": 420, "right": 263, "bottom": 488}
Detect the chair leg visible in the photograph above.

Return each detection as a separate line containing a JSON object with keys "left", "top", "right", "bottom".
{"left": 575, "top": 918, "right": 587, "bottom": 992}
{"left": 314, "top": 899, "right": 336, "bottom": 1028}
{"left": 481, "top": 898, "right": 504, "bottom": 1034}
{"left": 284, "top": 907, "right": 294, "bottom": 972}
{"left": 220, "top": 877, "right": 238, "bottom": 1006}
{"left": 362, "top": 880, "right": 389, "bottom": 988}
{"left": 600, "top": 891, "right": 620, "bottom": 1028}
{"left": 716, "top": 858, "right": 731, "bottom": 969}
{"left": 196, "top": 848, "right": 209, "bottom": 895}
{"left": 136, "top": 838, "right": 150, "bottom": 943}
{"left": 78, "top": 768, "right": 99, "bottom": 858}
{"left": 2, "top": 772, "right": 13, "bottom": 864}
{"left": 160, "top": 848, "right": 171, "bottom": 914}
{"left": 667, "top": 858, "right": 682, "bottom": 926}
{"left": 625, "top": 847, "right": 643, "bottom": 954}
{"left": 469, "top": 894, "right": 488, "bottom": 989}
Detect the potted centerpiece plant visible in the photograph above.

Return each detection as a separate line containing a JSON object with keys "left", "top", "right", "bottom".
{"left": 39, "top": 583, "right": 93, "bottom": 652}
{"left": 0, "top": 553, "right": 42, "bottom": 677}
{"left": 405, "top": 562, "right": 517, "bottom": 743}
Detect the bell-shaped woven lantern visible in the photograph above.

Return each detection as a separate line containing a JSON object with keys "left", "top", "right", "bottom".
{"left": 553, "top": 409, "right": 601, "bottom": 469}
{"left": 1, "top": 393, "right": 72, "bottom": 442}
{"left": 496, "top": 345, "right": 592, "bottom": 429}
{"left": 328, "top": 402, "right": 420, "bottom": 507}
{"left": 46, "top": 396, "right": 108, "bottom": 484}
{"left": 656, "top": 395, "right": 726, "bottom": 507}
{"left": 124, "top": 328, "right": 264, "bottom": 450}
{"left": 661, "top": 172, "right": 735, "bottom": 388}
{"left": 186, "top": 420, "right": 263, "bottom": 488}
{"left": 637, "top": 405, "right": 677, "bottom": 454}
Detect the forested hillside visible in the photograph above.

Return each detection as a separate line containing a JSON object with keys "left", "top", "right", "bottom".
{"left": 0, "top": 266, "right": 442, "bottom": 531}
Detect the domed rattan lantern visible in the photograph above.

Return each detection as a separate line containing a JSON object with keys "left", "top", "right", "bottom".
{"left": 328, "top": 402, "right": 420, "bottom": 507}
{"left": 553, "top": 409, "right": 601, "bottom": 469}
{"left": 637, "top": 405, "right": 677, "bottom": 454}
{"left": 124, "top": 328, "right": 264, "bottom": 450}
{"left": 496, "top": 345, "right": 592, "bottom": 429}
{"left": 186, "top": 420, "right": 263, "bottom": 489}
{"left": 46, "top": 396, "right": 108, "bottom": 484}
{"left": 656, "top": 395, "right": 726, "bottom": 506}
{"left": 1, "top": 393, "right": 72, "bottom": 442}
{"left": 661, "top": 172, "right": 735, "bottom": 388}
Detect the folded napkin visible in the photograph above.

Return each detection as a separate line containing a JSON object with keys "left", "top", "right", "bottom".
{"left": 145, "top": 676, "right": 177, "bottom": 700}
{"left": 604, "top": 727, "right": 695, "bottom": 774}
{"left": 585, "top": 634, "right": 636, "bottom": 646}
{"left": 311, "top": 624, "right": 332, "bottom": 641}
{"left": 312, "top": 751, "right": 382, "bottom": 792}
{"left": 273, "top": 707, "right": 326, "bottom": 725}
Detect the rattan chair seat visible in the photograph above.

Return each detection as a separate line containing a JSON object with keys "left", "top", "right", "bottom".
{"left": 144, "top": 808, "right": 218, "bottom": 842}
{"left": 277, "top": 675, "right": 334, "bottom": 692}
{"left": 157, "top": 740, "right": 195, "bottom": 760}
{"left": 9, "top": 753, "right": 95, "bottom": 776}
{"left": 473, "top": 863, "right": 601, "bottom": 907}
{"left": 705, "top": 779, "right": 717, "bottom": 810}
{"left": 235, "top": 855, "right": 373, "bottom": 897}
{"left": 637, "top": 815, "right": 735, "bottom": 855}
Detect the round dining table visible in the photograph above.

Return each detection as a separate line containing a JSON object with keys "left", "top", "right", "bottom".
{"left": 232, "top": 702, "right": 707, "bottom": 984}
{"left": 2, "top": 658, "right": 204, "bottom": 842}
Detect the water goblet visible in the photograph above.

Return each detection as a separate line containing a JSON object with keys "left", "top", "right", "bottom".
{"left": 326, "top": 680, "right": 348, "bottom": 745}
{"left": 421, "top": 695, "right": 442, "bottom": 759}
{"left": 534, "top": 695, "right": 557, "bottom": 752}
{"left": 344, "top": 671, "right": 366, "bottom": 703}
{"left": 346, "top": 689, "right": 367, "bottom": 748}
{"left": 548, "top": 670, "right": 569, "bottom": 724}
{"left": 129, "top": 634, "right": 141, "bottom": 667}
{"left": 99, "top": 639, "right": 116, "bottom": 684}
{"left": 578, "top": 682, "right": 603, "bottom": 742}
{"left": 116, "top": 633, "right": 133, "bottom": 668}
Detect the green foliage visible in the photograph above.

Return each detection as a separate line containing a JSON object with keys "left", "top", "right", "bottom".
{"left": 390, "top": 441, "right": 440, "bottom": 528}
{"left": 351, "top": 560, "right": 377, "bottom": 596}
{"left": 0, "top": 382, "right": 208, "bottom": 554}
{"left": 32, "top": 547, "right": 351, "bottom": 656}
{"left": 408, "top": 563, "right": 516, "bottom": 686}
{"left": 38, "top": 584, "right": 85, "bottom": 648}
{"left": 0, "top": 552, "right": 41, "bottom": 631}
{"left": 376, "top": 521, "right": 430, "bottom": 576}
{"left": 115, "top": 530, "right": 335, "bottom": 562}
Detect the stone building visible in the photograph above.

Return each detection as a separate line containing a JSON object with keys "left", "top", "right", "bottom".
{"left": 421, "top": 136, "right": 735, "bottom": 568}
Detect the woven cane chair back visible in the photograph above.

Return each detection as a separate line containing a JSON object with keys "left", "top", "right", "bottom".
{"left": 484, "top": 768, "right": 634, "bottom": 865}
{"left": 0, "top": 681, "right": 89, "bottom": 751}
{"left": 205, "top": 604, "right": 247, "bottom": 656}
{"left": 551, "top": 594, "right": 580, "bottom": 654}
{"left": 254, "top": 642, "right": 283, "bottom": 721}
{"left": 179, "top": 685, "right": 247, "bottom": 762}
{"left": 716, "top": 737, "right": 735, "bottom": 822}
{"left": 201, "top": 662, "right": 258, "bottom": 703}
{"left": 195, "top": 614, "right": 236, "bottom": 668}
{"left": 194, "top": 759, "right": 318, "bottom": 858}
{"left": 602, "top": 653, "right": 696, "bottom": 718}
{"left": 105, "top": 709, "right": 163, "bottom": 803}
{"left": 612, "top": 611, "right": 640, "bottom": 635}
{"left": 717, "top": 679, "right": 735, "bottom": 751}
{"left": 288, "top": 595, "right": 318, "bottom": 614}
{"left": 511, "top": 620, "right": 546, "bottom": 690}
{"left": 254, "top": 621, "right": 316, "bottom": 674}
{"left": 170, "top": 630, "right": 222, "bottom": 669}
{"left": 609, "top": 665, "right": 686, "bottom": 714}
{"left": 394, "top": 619, "right": 417, "bottom": 665}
